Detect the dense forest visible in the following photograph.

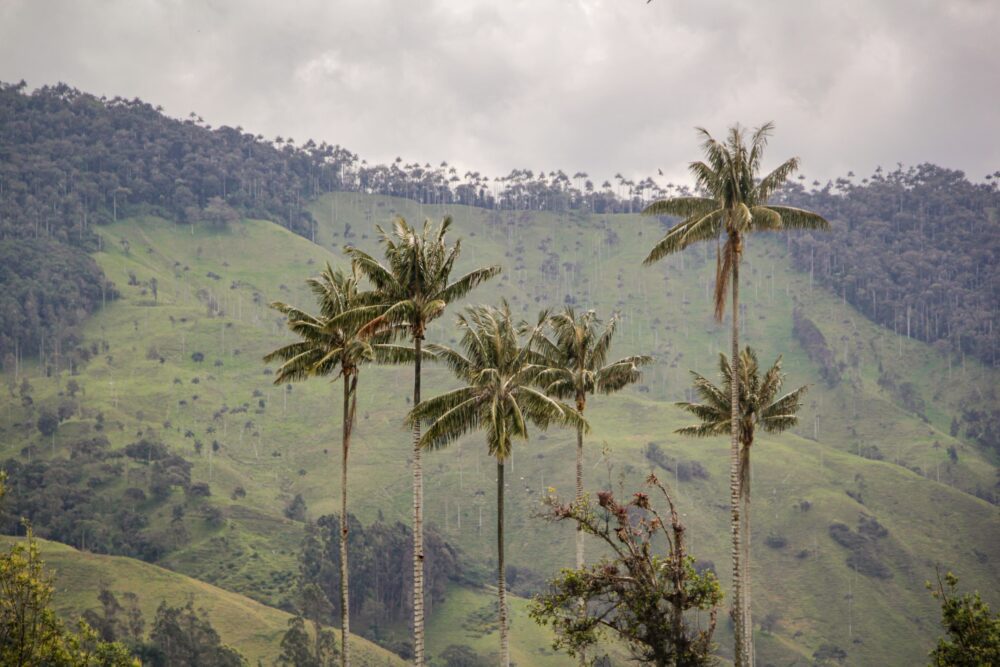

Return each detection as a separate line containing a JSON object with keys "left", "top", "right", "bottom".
{"left": 298, "top": 515, "right": 460, "bottom": 655}
{"left": 783, "top": 165, "right": 999, "bottom": 366}
{"left": 0, "top": 238, "right": 116, "bottom": 368}
{"left": 1, "top": 80, "right": 997, "bottom": 368}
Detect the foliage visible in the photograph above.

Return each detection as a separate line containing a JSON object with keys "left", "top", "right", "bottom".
{"left": 276, "top": 614, "right": 338, "bottom": 667}
{"left": 145, "top": 598, "right": 246, "bottom": 666}
{"left": 827, "top": 517, "right": 892, "bottom": 580}
{"left": 284, "top": 493, "right": 308, "bottom": 522}
{"left": 960, "top": 405, "right": 1000, "bottom": 457}
{"left": 530, "top": 474, "right": 722, "bottom": 666}
{"left": 783, "top": 164, "right": 999, "bottom": 365}
{"left": 438, "top": 643, "right": 492, "bottom": 667}
{"left": 297, "top": 514, "right": 460, "bottom": 629}
{"left": 791, "top": 309, "right": 840, "bottom": 387}
{"left": 641, "top": 122, "right": 829, "bottom": 319}
{"left": 343, "top": 215, "right": 502, "bottom": 342}
{"left": 0, "top": 238, "right": 117, "bottom": 362}
{"left": 675, "top": 346, "right": 807, "bottom": 496}
{"left": 264, "top": 262, "right": 411, "bottom": 384}
{"left": 535, "top": 307, "right": 652, "bottom": 406}
{"left": 926, "top": 570, "right": 1000, "bottom": 666}
{"left": 0, "top": 473, "right": 137, "bottom": 666}
{"left": 0, "top": 434, "right": 207, "bottom": 561}
{"left": 410, "top": 303, "right": 583, "bottom": 460}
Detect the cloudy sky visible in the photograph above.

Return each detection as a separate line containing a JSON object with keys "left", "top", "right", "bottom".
{"left": 2, "top": 0, "right": 997, "bottom": 185}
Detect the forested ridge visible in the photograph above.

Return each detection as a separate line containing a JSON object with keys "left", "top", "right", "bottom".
{"left": 782, "top": 165, "right": 999, "bottom": 367}
{"left": 1, "top": 80, "right": 998, "bottom": 369}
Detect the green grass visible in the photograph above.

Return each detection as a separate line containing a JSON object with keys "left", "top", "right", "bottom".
{"left": 0, "top": 193, "right": 997, "bottom": 665}
{"left": 0, "top": 534, "right": 405, "bottom": 666}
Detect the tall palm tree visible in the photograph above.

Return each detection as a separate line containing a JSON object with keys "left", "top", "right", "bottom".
{"left": 408, "top": 303, "right": 585, "bottom": 667}
{"left": 344, "top": 217, "right": 500, "bottom": 667}
{"left": 641, "top": 123, "right": 829, "bottom": 666}
{"left": 264, "top": 264, "right": 410, "bottom": 667}
{"left": 676, "top": 347, "right": 807, "bottom": 663}
{"left": 534, "top": 308, "right": 651, "bottom": 667}
{"left": 535, "top": 309, "right": 652, "bottom": 570}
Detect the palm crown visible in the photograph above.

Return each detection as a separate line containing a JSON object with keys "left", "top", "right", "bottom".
{"left": 535, "top": 307, "right": 652, "bottom": 407}
{"left": 343, "top": 216, "right": 501, "bottom": 338}
{"left": 263, "top": 263, "right": 408, "bottom": 379}
{"left": 642, "top": 122, "right": 830, "bottom": 319}
{"left": 409, "top": 302, "right": 586, "bottom": 460}
{"left": 676, "top": 347, "right": 807, "bottom": 491}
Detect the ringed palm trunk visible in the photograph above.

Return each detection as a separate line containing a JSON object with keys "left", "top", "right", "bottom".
{"left": 742, "top": 443, "right": 752, "bottom": 667}
{"left": 341, "top": 373, "right": 358, "bottom": 667}
{"left": 575, "top": 396, "right": 586, "bottom": 667}
{"left": 729, "top": 245, "right": 746, "bottom": 667}
{"left": 412, "top": 334, "right": 426, "bottom": 667}
{"left": 497, "top": 460, "right": 509, "bottom": 667}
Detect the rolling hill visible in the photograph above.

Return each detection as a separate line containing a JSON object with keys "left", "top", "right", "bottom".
{"left": 0, "top": 191, "right": 997, "bottom": 665}
{"left": 0, "top": 534, "right": 405, "bottom": 666}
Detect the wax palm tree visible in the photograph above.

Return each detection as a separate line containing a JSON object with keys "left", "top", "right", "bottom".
{"left": 676, "top": 347, "right": 807, "bottom": 665}
{"left": 264, "top": 264, "right": 411, "bottom": 667}
{"left": 343, "top": 217, "right": 500, "bottom": 667}
{"left": 535, "top": 309, "right": 652, "bottom": 568}
{"left": 408, "top": 303, "right": 585, "bottom": 667}
{"left": 534, "top": 308, "right": 651, "bottom": 667}
{"left": 641, "top": 123, "right": 829, "bottom": 666}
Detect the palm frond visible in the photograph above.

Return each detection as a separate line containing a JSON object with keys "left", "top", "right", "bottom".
{"left": 344, "top": 247, "right": 398, "bottom": 292}
{"left": 643, "top": 209, "right": 724, "bottom": 265}
{"left": 372, "top": 343, "right": 431, "bottom": 365}
{"left": 755, "top": 156, "right": 799, "bottom": 203}
{"left": 414, "top": 394, "right": 483, "bottom": 451}
{"left": 435, "top": 266, "right": 503, "bottom": 304}
{"left": 595, "top": 356, "right": 652, "bottom": 394}
{"left": 765, "top": 205, "right": 831, "bottom": 231}
{"left": 641, "top": 197, "right": 717, "bottom": 219}
{"left": 424, "top": 343, "right": 474, "bottom": 380}
{"left": 675, "top": 420, "right": 729, "bottom": 438}
{"left": 749, "top": 206, "right": 783, "bottom": 232}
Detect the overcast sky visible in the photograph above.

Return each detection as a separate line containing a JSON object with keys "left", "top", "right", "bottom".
{"left": 2, "top": 0, "right": 997, "bottom": 185}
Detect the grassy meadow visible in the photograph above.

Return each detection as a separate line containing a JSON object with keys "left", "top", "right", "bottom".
{"left": 0, "top": 192, "right": 997, "bottom": 664}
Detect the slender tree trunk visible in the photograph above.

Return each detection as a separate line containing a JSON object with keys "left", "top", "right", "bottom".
{"left": 742, "top": 443, "right": 752, "bottom": 667}
{"left": 412, "top": 334, "right": 426, "bottom": 667}
{"left": 575, "top": 399, "right": 586, "bottom": 667}
{"left": 341, "top": 373, "right": 357, "bottom": 667}
{"left": 730, "top": 251, "right": 746, "bottom": 667}
{"left": 497, "top": 460, "right": 509, "bottom": 667}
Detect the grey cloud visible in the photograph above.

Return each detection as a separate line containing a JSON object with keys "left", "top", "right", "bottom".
{"left": 1, "top": 0, "right": 997, "bottom": 185}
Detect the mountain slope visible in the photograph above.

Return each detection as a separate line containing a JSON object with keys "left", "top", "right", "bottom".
{"left": 0, "top": 534, "right": 405, "bottom": 666}
{"left": 0, "top": 195, "right": 997, "bottom": 665}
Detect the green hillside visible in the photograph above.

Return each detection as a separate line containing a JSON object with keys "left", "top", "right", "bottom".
{"left": 0, "top": 192, "right": 997, "bottom": 665}
{"left": 0, "top": 534, "right": 405, "bottom": 666}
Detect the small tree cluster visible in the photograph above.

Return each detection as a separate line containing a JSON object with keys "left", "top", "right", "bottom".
{"left": 530, "top": 474, "right": 722, "bottom": 666}
{"left": 927, "top": 569, "right": 1000, "bottom": 666}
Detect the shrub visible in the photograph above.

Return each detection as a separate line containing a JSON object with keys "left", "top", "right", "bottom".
{"left": 764, "top": 534, "right": 788, "bottom": 549}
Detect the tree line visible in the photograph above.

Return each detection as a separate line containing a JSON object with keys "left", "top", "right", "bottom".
{"left": 781, "top": 163, "right": 999, "bottom": 366}
{"left": 2, "top": 81, "right": 996, "bottom": 370}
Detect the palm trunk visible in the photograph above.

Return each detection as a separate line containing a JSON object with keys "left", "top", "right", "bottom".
{"left": 341, "top": 373, "right": 357, "bottom": 667}
{"left": 412, "top": 335, "right": 426, "bottom": 667}
{"left": 730, "top": 253, "right": 745, "bottom": 667}
{"left": 575, "top": 400, "right": 586, "bottom": 667}
{"left": 497, "top": 460, "right": 509, "bottom": 667}
{"left": 575, "top": 419, "right": 584, "bottom": 569}
{"left": 741, "top": 441, "right": 752, "bottom": 667}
